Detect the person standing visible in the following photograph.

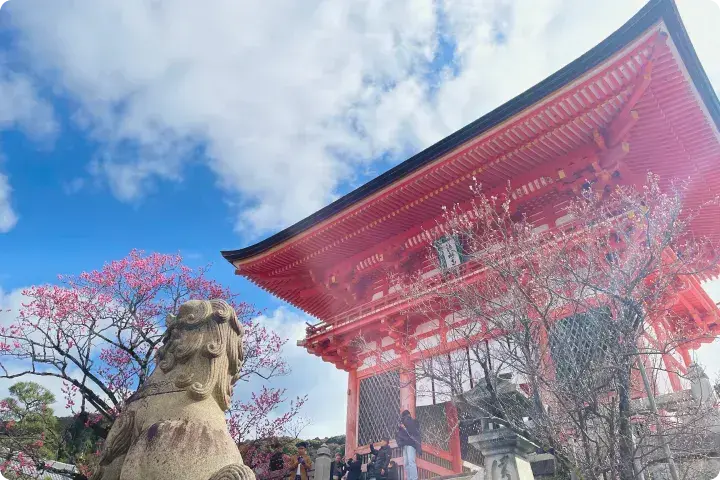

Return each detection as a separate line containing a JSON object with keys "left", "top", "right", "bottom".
{"left": 287, "top": 441, "right": 313, "bottom": 480}
{"left": 269, "top": 439, "right": 286, "bottom": 472}
{"left": 396, "top": 410, "right": 421, "bottom": 480}
{"left": 330, "top": 452, "right": 346, "bottom": 480}
{"left": 369, "top": 437, "right": 391, "bottom": 480}
{"left": 385, "top": 460, "right": 399, "bottom": 480}
{"left": 345, "top": 454, "right": 362, "bottom": 480}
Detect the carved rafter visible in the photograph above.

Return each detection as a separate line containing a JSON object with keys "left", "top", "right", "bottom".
{"left": 267, "top": 41, "right": 661, "bottom": 316}
{"left": 307, "top": 268, "right": 358, "bottom": 306}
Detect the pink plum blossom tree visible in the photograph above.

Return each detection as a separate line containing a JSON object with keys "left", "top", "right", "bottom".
{"left": 0, "top": 250, "right": 304, "bottom": 475}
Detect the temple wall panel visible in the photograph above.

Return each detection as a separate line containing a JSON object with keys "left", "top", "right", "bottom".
{"left": 358, "top": 356, "right": 376, "bottom": 372}
{"left": 383, "top": 350, "right": 398, "bottom": 362}
{"left": 446, "top": 327, "right": 466, "bottom": 344}
{"left": 415, "top": 347, "right": 476, "bottom": 406}
{"left": 416, "top": 319, "right": 440, "bottom": 336}
{"left": 414, "top": 334, "right": 441, "bottom": 352}
{"left": 445, "top": 313, "right": 467, "bottom": 325}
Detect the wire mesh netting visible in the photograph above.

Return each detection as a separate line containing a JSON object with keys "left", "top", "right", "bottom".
{"left": 416, "top": 403, "right": 449, "bottom": 450}
{"left": 458, "top": 409, "right": 484, "bottom": 467}
{"left": 548, "top": 306, "right": 616, "bottom": 387}
{"left": 358, "top": 370, "right": 401, "bottom": 446}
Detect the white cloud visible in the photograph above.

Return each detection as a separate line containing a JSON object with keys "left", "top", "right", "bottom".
{"left": 0, "top": 286, "right": 24, "bottom": 327}
{"left": 5, "top": 0, "right": 437, "bottom": 233}
{"left": 0, "top": 72, "right": 57, "bottom": 140}
{"left": 61, "top": 177, "right": 85, "bottom": 195}
{"left": 0, "top": 71, "right": 57, "bottom": 232}
{"left": 0, "top": 287, "right": 74, "bottom": 417}
{"left": 7, "top": 0, "right": 717, "bottom": 235}
{"left": 245, "top": 307, "right": 348, "bottom": 438}
{"left": 0, "top": 171, "right": 17, "bottom": 233}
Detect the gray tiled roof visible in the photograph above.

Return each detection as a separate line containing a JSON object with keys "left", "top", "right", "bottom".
{"left": 1, "top": 458, "right": 77, "bottom": 480}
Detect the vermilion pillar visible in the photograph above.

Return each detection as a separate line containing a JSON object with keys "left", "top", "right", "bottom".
{"left": 444, "top": 402, "right": 463, "bottom": 473}
{"left": 399, "top": 354, "right": 416, "bottom": 417}
{"left": 663, "top": 354, "right": 683, "bottom": 392}
{"left": 678, "top": 345, "right": 692, "bottom": 367}
{"left": 651, "top": 322, "right": 682, "bottom": 392}
{"left": 346, "top": 369, "right": 359, "bottom": 455}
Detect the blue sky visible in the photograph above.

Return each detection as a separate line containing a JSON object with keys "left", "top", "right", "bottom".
{"left": 0, "top": 0, "right": 718, "bottom": 438}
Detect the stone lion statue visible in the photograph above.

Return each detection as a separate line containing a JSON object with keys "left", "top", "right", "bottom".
{"left": 92, "top": 299, "right": 256, "bottom": 480}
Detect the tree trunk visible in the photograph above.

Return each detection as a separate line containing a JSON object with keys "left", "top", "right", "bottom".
{"left": 578, "top": 408, "right": 595, "bottom": 480}
{"left": 617, "top": 364, "right": 635, "bottom": 480}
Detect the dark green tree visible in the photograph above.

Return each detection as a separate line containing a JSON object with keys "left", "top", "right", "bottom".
{"left": 0, "top": 382, "right": 61, "bottom": 477}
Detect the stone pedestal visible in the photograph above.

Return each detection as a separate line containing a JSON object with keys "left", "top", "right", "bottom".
{"left": 469, "top": 429, "right": 535, "bottom": 480}
{"left": 314, "top": 444, "right": 332, "bottom": 480}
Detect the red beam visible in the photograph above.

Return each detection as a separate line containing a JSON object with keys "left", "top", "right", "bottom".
{"left": 238, "top": 269, "right": 310, "bottom": 282}
{"left": 416, "top": 458, "right": 455, "bottom": 477}
{"left": 604, "top": 33, "right": 667, "bottom": 148}
{"left": 607, "top": 111, "right": 640, "bottom": 148}
{"left": 421, "top": 444, "right": 454, "bottom": 462}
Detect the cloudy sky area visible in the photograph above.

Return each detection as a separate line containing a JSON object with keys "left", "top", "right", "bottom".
{"left": 0, "top": 0, "right": 718, "bottom": 438}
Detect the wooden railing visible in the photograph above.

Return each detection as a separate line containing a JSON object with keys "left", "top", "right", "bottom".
{"left": 353, "top": 442, "right": 456, "bottom": 479}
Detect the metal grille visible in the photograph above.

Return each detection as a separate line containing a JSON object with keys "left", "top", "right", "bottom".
{"left": 458, "top": 415, "right": 484, "bottom": 467}
{"left": 548, "top": 306, "right": 615, "bottom": 387}
{"left": 416, "top": 403, "right": 449, "bottom": 450}
{"left": 358, "top": 370, "right": 401, "bottom": 446}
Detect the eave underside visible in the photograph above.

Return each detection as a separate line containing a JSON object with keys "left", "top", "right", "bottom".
{"left": 235, "top": 25, "right": 720, "bottom": 321}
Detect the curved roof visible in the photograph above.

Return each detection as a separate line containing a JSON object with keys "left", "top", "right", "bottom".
{"left": 221, "top": 0, "right": 720, "bottom": 265}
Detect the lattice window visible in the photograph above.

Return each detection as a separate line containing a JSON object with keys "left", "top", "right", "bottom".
{"left": 549, "top": 306, "right": 615, "bottom": 386}
{"left": 458, "top": 405, "right": 484, "bottom": 467}
{"left": 416, "top": 403, "right": 449, "bottom": 450}
{"left": 358, "top": 370, "right": 400, "bottom": 446}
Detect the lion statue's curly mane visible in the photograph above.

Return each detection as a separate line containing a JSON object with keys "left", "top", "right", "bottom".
{"left": 92, "top": 299, "right": 256, "bottom": 480}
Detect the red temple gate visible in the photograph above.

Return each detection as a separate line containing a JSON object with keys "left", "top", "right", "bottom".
{"left": 223, "top": 0, "right": 720, "bottom": 476}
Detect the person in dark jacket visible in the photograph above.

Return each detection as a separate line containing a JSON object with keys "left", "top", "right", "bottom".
{"left": 385, "top": 460, "right": 399, "bottom": 480}
{"left": 345, "top": 454, "right": 362, "bottom": 480}
{"left": 369, "top": 437, "right": 391, "bottom": 480}
{"left": 269, "top": 439, "right": 286, "bottom": 472}
{"left": 396, "top": 410, "right": 421, "bottom": 480}
{"left": 330, "top": 453, "right": 346, "bottom": 480}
